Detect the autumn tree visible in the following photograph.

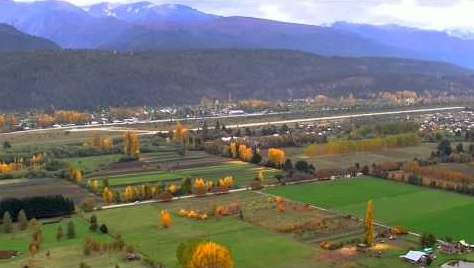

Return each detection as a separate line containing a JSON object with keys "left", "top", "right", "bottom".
{"left": 102, "top": 187, "right": 113, "bottom": 204}
{"left": 365, "top": 200, "right": 374, "bottom": 246}
{"left": 2, "top": 211, "right": 13, "bottom": 233}
{"left": 176, "top": 239, "right": 203, "bottom": 267}
{"left": 267, "top": 148, "right": 286, "bottom": 168}
{"left": 123, "top": 130, "right": 140, "bottom": 159}
{"left": 0, "top": 115, "right": 5, "bottom": 130}
{"left": 161, "top": 210, "right": 172, "bottom": 228}
{"left": 92, "top": 131, "right": 101, "bottom": 147}
{"left": 188, "top": 241, "right": 233, "bottom": 268}
{"left": 218, "top": 176, "right": 233, "bottom": 192}
{"left": 101, "top": 137, "right": 113, "bottom": 148}
{"left": 17, "top": 209, "right": 28, "bottom": 230}
{"left": 194, "top": 178, "right": 206, "bottom": 197}
{"left": 29, "top": 241, "right": 40, "bottom": 258}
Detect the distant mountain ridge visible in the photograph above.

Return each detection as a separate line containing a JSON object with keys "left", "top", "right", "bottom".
{"left": 0, "top": 0, "right": 473, "bottom": 68}
{"left": 0, "top": 49, "right": 472, "bottom": 110}
{"left": 0, "top": 23, "right": 59, "bottom": 51}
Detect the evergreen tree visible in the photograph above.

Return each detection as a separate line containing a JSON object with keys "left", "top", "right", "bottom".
{"left": 56, "top": 225, "right": 63, "bottom": 241}
{"left": 2, "top": 211, "right": 13, "bottom": 233}
{"left": 17, "top": 209, "right": 28, "bottom": 231}
{"left": 89, "top": 214, "right": 98, "bottom": 232}
{"left": 67, "top": 220, "right": 76, "bottom": 239}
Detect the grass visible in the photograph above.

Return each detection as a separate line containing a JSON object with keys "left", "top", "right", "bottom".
{"left": 96, "top": 162, "right": 282, "bottom": 188}
{"left": 93, "top": 199, "right": 319, "bottom": 268}
{"left": 0, "top": 216, "right": 136, "bottom": 268}
{"left": 285, "top": 143, "right": 437, "bottom": 170}
{"left": 0, "top": 178, "right": 90, "bottom": 203}
{"left": 64, "top": 154, "right": 122, "bottom": 173}
{"left": 267, "top": 177, "right": 474, "bottom": 241}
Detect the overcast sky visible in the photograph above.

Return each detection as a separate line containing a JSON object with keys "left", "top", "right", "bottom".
{"left": 20, "top": 0, "right": 474, "bottom": 31}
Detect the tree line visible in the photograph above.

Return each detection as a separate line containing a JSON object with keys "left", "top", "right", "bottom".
{"left": 0, "top": 195, "right": 74, "bottom": 221}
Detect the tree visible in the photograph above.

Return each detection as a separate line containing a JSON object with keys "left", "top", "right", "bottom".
{"left": 188, "top": 241, "right": 233, "bottom": 268}
{"left": 177, "top": 240, "right": 203, "bottom": 267}
{"left": 180, "top": 177, "right": 192, "bottom": 194}
{"left": 161, "top": 210, "right": 172, "bottom": 228}
{"left": 2, "top": 211, "right": 13, "bottom": 233}
{"left": 420, "top": 232, "right": 437, "bottom": 248}
{"left": 3, "top": 141, "right": 11, "bottom": 150}
{"left": 67, "top": 220, "right": 76, "bottom": 239}
{"left": 102, "top": 187, "right": 113, "bottom": 204}
{"left": 295, "top": 160, "right": 309, "bottom": 173}
{"left": 89, "top": 214, "right": 98, "bottom": 232}
{"left": 283, "top": 159, "right": 293, "bottom": 171}
{"left": 100, "top": 224, "right": 108, "bottom": 234}
{"left": 456, "top": 143, "right": 464, "bottom": 153}
{"left": 437, "top": 139, "right": 452, "bottom": 161}
{"left": 92, "top": 131, "right": 101, "bottom": 147}
{"left": 17, "top": 209, "right": 28, "bottom": 231}
{"left": 56, "top": 225, "right": 63, "bottom": 241}
{"left": 364, "top": 200, "right": 374, "bottom": 246}
{"left": 123, "top": 130, "right": 140, "bottom": 159}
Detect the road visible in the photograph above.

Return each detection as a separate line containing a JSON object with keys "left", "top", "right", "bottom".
{"left": 0, "top": 106, "right": 466, "bottom": 137}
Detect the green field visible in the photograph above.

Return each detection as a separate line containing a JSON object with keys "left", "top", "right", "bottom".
{"left": 64, "top": 154, "right": 123, "bottom": 173}
{"left": 98, "top": 162, "right": 282, "bottom": 188}
{"left": 267, "top": 177, "right": 474, "bottom": 241}
{"left": 285, "top": 143, "right": 436, "bottom": 170}
{"left": 93, "top": 201, "right": 319, "bottom": 268}
{"left": 0, "top": 216, "right": 137, "bottom": 268}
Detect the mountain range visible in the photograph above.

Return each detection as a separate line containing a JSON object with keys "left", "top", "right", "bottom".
{"left": 0, "top": 50, "right": 472, "bottom": 110}
{"left": 0, "top": 0, "right": 474, "bottom": 69}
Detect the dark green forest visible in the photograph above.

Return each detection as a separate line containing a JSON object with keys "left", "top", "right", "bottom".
{"left": 0, "top": 49, "right": 472, "bottom": 110}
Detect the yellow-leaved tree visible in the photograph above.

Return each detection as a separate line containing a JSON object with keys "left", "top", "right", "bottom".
{"left": 188, "top": 241, "right": 233, "bottom": 268}
{"left": 365, "top": 199, "right": 374, "bottom": 246}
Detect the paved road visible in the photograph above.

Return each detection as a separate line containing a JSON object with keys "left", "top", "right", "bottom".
{"left": 0, "top": 106, "right": 465, "bottom": 137}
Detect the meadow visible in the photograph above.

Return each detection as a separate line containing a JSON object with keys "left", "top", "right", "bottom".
{"left": 267, "top": 177, "right": 474, "bottom": 241}
{"left": 284, "top": 143, "right": 436, "bottom": 170}
{"left": 0, "top": 216, "right": 136, "bottom": 268}
{"left": 93, "top": 196, "right": 320, "bottom": 267}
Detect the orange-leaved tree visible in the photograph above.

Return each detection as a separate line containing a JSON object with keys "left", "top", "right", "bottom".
{"left": 161, "top": 210, "right": 172, "bottom": 228}
{"left": 188, "top": 241, "right": 233, "bottom": 268}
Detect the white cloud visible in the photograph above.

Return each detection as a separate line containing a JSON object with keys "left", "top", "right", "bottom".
{"left": 16, "top": 0, "right": 474, "bottom": 30}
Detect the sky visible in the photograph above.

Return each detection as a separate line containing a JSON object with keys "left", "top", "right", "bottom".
{"left": 18, "top": 0, "right": 474, "bottom": 31}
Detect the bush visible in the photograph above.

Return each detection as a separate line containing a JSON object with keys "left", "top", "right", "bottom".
{"left": 390, "top": 226, "right": 408, "bottom": 235}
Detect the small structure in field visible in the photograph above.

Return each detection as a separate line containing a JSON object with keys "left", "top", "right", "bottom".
{"left": 400, "top": 250, "right": 428, "bottom": 264}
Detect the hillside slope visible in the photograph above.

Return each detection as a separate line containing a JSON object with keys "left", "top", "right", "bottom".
{"left": 0, "top": 50, "right": 472, "bottom": 110}
{"left": 0, "top": 24, "right": 59, "bottom": 51}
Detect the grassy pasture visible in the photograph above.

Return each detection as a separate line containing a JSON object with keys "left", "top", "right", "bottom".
{"left": 64, "top": 154, "right": 123, "bottom": 174}
{"left": 285, "top": 143, "right": 436, "bottom": 170}
{"left": 93, "top": 192, "right": 322, "bottom": 267}
{"left": 0, "top": 217, "right": 136, "bottom": 268}
{"left": 0, "top": 178, "right": 90, "bottom": 203}
{"left": 267, "top": 177, "right": 474, "bottom": 241}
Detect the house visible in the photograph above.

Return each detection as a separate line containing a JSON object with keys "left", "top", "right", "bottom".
{"left": 400, "top": 250, "right": 428, "bottom": 264}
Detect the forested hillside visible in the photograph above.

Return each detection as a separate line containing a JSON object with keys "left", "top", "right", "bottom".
{"left": 0, "top": 49, "right": 472, "bottom": 110}
{"left": 0, "top": 24, "right": 59, "bottom": 51}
